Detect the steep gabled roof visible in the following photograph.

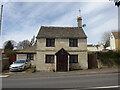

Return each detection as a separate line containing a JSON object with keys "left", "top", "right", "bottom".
{"left": 36, "top": 26, "right": 87, "bottom": 39}
{"left": 112, "top": 32, "right": 120, "bottom": 39}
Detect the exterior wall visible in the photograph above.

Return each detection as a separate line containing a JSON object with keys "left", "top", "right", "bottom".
{"left": 69, "top": 52, "right": 88, "bottom": 70}
{"left": 36, "top": 38, "right": 88, "bottom": 71}
{"left": 32, "top": 54, "right": 36, "bottom": 66}
{"left": 16, "top": 54, "right": 36, "bottom": 66}
{"left": 17, "top": 54, "right": 27, "bottom": 60}
{"left": 87, "top": 45, "right": 104, "bottom": 52}
{"left": 36, "top": 52, "right": 55, "bottom": 71}
{"left": 110, "top": 33, "right": 116, "bottom": 50}
{"left": 37, "top": 38, "right": 87, "bottom": 51}
{"left": 87, "top": 47, "right": 97, "bottom": 51}
{"left": 115, "top": 39, "right": 120, "bottom": 50}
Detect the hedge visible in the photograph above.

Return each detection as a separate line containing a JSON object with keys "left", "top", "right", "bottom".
{"left": 96, "top": 50, "right": 120, "bottom": 66}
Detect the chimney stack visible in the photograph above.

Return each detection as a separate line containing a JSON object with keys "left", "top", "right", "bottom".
{"left": 77, "top": 16, "right": 82, "bottom": 27}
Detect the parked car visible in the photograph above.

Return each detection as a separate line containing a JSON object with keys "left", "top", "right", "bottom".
{"left": 9, "top": 59, "right": 31, "bottom": 71}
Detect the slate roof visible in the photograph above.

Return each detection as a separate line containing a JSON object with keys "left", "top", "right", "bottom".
{"left": 36, "top": 26, "right": 87, "bottom": 39}
{"left": 16, "top": 46, "right": 36, "bottom": 54}
{"left": 112, "top": 32, "right": 120, "bottom": 39}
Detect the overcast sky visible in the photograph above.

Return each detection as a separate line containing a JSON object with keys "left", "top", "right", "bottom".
{"left": 0, "top": 1, "right": 118, "bottom": 48}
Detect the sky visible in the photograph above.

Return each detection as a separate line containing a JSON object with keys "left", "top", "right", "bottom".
{"left": 0, "top": 0, "right": 118, "bottom": 48}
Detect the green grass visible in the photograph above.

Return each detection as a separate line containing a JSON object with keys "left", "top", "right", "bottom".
{"left": 26, "top": 67, "right": 36, "bottom": 73}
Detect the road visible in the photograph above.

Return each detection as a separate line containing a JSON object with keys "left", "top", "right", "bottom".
{"left": 2, "top": 73, "right": 119, "bottom": 89}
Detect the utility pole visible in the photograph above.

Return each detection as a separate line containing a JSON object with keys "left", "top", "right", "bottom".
{"left": 0, "top": 5, "right": 3, "bottom": 36}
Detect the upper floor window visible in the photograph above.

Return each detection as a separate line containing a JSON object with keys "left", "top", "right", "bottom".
{"left": 69, "top": 39, "right": 78, "bottom": 47}
{"left": 27, "top": 54, "right": 34, "bottom": 60}
{"left": 45, "top": 55, "right": 54, "bottom": 63}
{"left": 70, "top": 55, "right": 78, "bottom": 63}
{"left": 46, "top": 38, "right": 55, "bottom": 47}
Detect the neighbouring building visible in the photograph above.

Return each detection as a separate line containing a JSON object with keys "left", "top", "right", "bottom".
{"left": 110, "top": 32, "right": 120, "bottom": 50}
{"left": 36, "top": 16, "right": 88, "bottom": 72}
{"left": 16, "top": 46, "right": 36, "bottom": 66}
{"left": 87, "top": 44, "right": 104, "bottom": 52}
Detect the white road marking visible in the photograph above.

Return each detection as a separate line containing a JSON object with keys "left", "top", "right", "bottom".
{"left": 88, "top": 85, "right": 120, "bottom": 89}
{"left": 0, "top": 75, "right": 9, "bottom": 78}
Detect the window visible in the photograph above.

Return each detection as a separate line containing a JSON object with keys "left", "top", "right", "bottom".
{"left": 69, "top": 39, "right": 78, "bottom": 47}
{"left": 27, "top": 54, "right": 34, "bottom": 60}
{"left": 70, "top": 55, "right": 78, "bottom": 63}
{"left": 46, "top": 55, "right": 54, "bottom": 63}
{"left": 46, "top": 38, "right": 55, "bottom": 47}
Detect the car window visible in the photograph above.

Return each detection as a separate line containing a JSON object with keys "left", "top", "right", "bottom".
{"left": 14, "top": 60, "right": 26, "bottom": 64}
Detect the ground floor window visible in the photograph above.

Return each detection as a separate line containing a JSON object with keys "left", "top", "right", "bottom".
{"left": 27, "top": 54, "right": 34, "bottom": 60}
{"left": 45, "top": 55, "right": 54, "bottom": 63}
{"left": 70, "top": 55, "right": 78, "bottom": 63}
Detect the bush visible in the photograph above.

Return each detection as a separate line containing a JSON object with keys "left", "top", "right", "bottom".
{"left": 97, "top": 50, "right": 120, "bottom": 66}
{"left": 5, "top": 50, "right": 16, "bottom": 57}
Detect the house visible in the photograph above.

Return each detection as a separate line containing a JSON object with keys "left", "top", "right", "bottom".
{"left": 16, "top": 46, "right": 36, "bottom": 66}
{"left": 36, "top": 16, "right": 88, "bottom": 72}
{"left": 110, "top": 32, "right": 120, "bottom": 50}
{"left": 87, "top": 44, "right": 104, "bottom": 52}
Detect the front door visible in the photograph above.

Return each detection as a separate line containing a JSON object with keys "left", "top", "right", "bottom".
{"left": 55, "top": 48, "right": 69, "bottom": 72}
{"left": 57, "top": 54, "right": 68, "bottom": 71}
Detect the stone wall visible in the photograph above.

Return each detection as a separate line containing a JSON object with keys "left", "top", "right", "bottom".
{"left": 36, "top": 38, "right": 88, "bottom": 71}
{"left": 16, "top": 54, "right": 36, "bottom": 66}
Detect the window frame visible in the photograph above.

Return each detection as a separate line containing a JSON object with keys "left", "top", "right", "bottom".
{"left": 45, "top": 55, "right": 54, "bottom": 63}
{"left": 27, "top": 54, "right": 34, "bottom": 60}
{"left": 69, "top": 38, "right": 78, "bottom": 47}
{"left": 46, "top": 38, "right": 55, "bottom": 47}
{"left": 69, "top": 55, "right": 78, "bottom": 63}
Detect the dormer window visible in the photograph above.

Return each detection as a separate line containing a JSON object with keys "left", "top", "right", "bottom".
{"left": 69, "top": 38, "right": 78, "bottom": 47}
{"left": 46, "top": 38, "right": 55, "bottom": 47}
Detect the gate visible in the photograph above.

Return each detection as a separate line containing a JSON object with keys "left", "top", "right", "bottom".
{"left": 88, "top": 54, "right": 98, "bottom": 69}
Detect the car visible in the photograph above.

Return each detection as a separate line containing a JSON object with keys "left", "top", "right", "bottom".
{"left": 9, "top": 59, "right": 31, "bottom": 71}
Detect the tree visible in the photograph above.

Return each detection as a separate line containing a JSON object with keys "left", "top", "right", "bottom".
{"left": 3, "top": 40, "right": 17, "bottom": 49}
{"left": 17, "top": 40, "right": 30, "bottom": 50}
{"left": 4, "top": 41, "right": 14, "bottom": 50}
{"left": 101, "top": 31, "right": 111, "bottom": 49}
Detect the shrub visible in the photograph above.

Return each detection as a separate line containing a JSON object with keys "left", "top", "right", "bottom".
{"left": 97, "top": 50, "right": 120, "bottom": 66}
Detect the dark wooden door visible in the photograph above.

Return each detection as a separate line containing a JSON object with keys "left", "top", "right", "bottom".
{"left": 57, "top": 54, "right": 68, "bottom": 71}
{"left": 88, "top": 54, "right": 98, "bottom": 69}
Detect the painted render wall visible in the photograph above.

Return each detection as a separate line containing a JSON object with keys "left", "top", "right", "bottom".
{"left": 110, "top": 33, "right": 117, "bottom": 50}
{"left": 36, "top": 38, "right": 88, "bottom": 71}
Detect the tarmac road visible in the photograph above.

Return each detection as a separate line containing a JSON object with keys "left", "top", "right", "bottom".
{"left": 2, "top": 73, "right": 119, "bottom": 89}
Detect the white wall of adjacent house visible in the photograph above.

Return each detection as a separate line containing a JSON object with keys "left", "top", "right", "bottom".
{"left": 87, "top": 45, "right": 104, "bottom": 52}
{"left": 110, "top": 33, "right": 116, "bottom": 50}
{"left": 87, "top": 46, "right": 97, "bottom": 51}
